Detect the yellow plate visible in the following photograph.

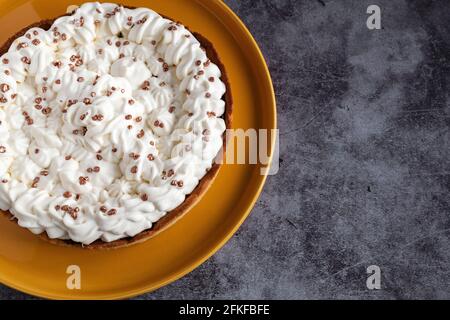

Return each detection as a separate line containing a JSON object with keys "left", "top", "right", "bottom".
{"left": 0, "top": 0, "right": 276, "bottom": 299}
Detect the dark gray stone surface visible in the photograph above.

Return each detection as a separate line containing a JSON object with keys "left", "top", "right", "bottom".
{"left": 2, "top": 0, "right": 450, "bottom": 299}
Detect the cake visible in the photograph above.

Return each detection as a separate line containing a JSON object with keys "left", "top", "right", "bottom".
{"left": 0, "top": 2, "right": 232, "bottom": 249}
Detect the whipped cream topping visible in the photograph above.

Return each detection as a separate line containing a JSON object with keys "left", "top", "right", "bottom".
{"left": 0, "top": 2, "right": 226, "bottom": 244}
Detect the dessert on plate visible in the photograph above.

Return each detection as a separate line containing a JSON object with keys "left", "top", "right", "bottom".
{"left": 0, "top": 2, "right": 232, "bottom": 249}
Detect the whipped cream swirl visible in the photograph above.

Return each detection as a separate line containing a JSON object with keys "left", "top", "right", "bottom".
{"left": 0, "top": 2, "right": 227, "bottom": 244}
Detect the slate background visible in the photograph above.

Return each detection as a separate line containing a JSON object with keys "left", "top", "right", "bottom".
{"left": 2, "top": 0, "right": 450, "bottom": 299}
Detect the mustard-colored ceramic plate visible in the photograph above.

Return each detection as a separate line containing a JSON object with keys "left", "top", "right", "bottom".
{"left": 0, "top": 0, "right": 276, "bottom": 299}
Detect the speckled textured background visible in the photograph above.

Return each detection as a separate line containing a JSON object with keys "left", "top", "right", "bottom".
{"left": 2, "top": 0, "right": 450, "bottom": 299}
